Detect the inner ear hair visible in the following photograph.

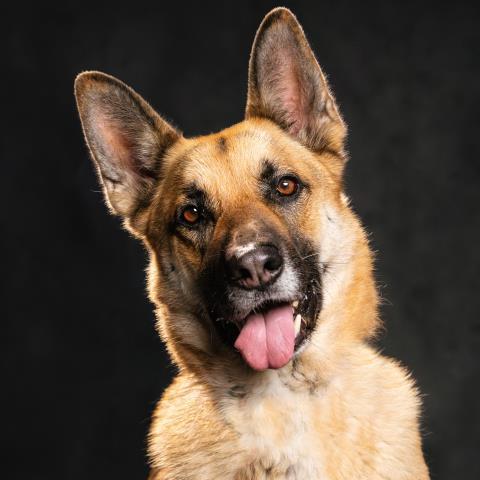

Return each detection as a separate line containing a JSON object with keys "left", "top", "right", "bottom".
{"left": 74, "top": 71, "right": 180, "bottom": 221}
{"left": 246, "top": 8, "right": 346, "bottom": 158}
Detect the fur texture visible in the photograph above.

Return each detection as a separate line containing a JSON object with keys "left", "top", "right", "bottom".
{"left": 75, "top": 7, "right": 429, "bottom": 479}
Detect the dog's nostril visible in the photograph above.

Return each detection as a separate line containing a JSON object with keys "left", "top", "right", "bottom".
{"left": 239, "top": 268, "right": 252, "bottom": 279}
{"left": 264, "top": 256, "right": 282, "bottom": 272}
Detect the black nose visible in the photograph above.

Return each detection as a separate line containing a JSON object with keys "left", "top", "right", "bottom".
{"left": 227, "top": 245, "right": 284, "bottom": 290}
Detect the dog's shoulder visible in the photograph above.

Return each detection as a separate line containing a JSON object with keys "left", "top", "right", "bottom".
{"left": 148, "top": 373, "right": 233, "bottom": 447}
{"left": 332, "top": 345, "right": 429, "bottom": 478}
{"left": 342, "top": 344, "right": 421, "bottom": 407}
{"left": 148, "top": 374, "right": 241, "bottom": 479}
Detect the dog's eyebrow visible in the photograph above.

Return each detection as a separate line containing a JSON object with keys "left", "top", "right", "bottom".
{"left": 260, "top": 159, "right": 279, "bottom": 183}
{"left": 182, "top": 183, "right": 209, "bottom": 205}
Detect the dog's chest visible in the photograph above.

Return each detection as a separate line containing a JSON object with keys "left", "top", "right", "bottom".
{"left": 223, "top": 375, "right": 325, "bottom": 479}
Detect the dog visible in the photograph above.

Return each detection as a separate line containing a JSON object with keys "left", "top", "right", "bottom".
{"left": 74, "top": 7, "right": 429, "bottom": 479}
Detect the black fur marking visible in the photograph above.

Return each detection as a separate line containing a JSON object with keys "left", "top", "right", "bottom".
{"left": 260, "top": 159, "right": 277, "bottom": 184}
{"left": 287, "top": 237, "right": 322, "bottom": 351}
{"left": 217, "top": 136, "right": 227, "bottom": 153}
{"left": 183, "top": 184, "right": 207, "bottom": 203}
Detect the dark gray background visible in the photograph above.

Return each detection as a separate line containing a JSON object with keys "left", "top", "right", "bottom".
{"left": 3, "top": 1, "right": 479, "bottom": 478}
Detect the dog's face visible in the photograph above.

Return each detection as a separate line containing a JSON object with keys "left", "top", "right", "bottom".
{"left": 75, "top": 8, "right": 371, "bottom": 372}
{"left": 147, "top": 120, "right": 342, "bottom": 370}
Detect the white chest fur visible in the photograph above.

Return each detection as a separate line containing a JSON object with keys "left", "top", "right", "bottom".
{"left": 222, "top": 371, "right": 327, "bottom": 479}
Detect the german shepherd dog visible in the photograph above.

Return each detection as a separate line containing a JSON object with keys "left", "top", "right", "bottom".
{"left": 74, "top": 8, "right": 429, "bottom": 479}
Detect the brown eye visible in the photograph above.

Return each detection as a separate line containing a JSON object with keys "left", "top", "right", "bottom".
{"left": 181, "top": 206, "right": 200, "bottom": 224}
{"left": 276, "top": 177, "right": 299, "bottom": 196}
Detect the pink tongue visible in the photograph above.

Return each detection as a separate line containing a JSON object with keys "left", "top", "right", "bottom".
{"left": 234, "top": 304, "right": 295, "bottom": 371}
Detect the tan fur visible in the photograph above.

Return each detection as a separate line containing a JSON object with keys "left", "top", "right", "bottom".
{"left": 74, "top": 7, "right": 429, "bottom": 480}
{"left": 144, "top": 121, "right": 428, "bottom": 479}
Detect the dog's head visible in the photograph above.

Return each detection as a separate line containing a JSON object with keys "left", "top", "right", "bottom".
{"left": 75, "top": 8, "right": 377, "bottom": 374}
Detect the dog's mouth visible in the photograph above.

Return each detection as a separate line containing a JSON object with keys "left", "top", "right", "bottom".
{"left": 211, "top": 290, "right": 319, "bottom": 371}
{"left": 233, "top": 299, "right": 304, "bottom": 371}
{"left": 201, "top": 241, "right": 323, "bottom": 371}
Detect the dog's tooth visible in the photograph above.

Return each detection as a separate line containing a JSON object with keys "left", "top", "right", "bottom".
{"left": 292, "top": 300, "right": 299, "bottom": 309}
{"left": 294, "top": 314, "right": 301, "bottom": 335}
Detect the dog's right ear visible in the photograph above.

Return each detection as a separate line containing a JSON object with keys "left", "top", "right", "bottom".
{"left": 74, "top": 71, "right": 180, "bottom": 223}
{"left": 246, "top": 8, "right": 346, "bottom": 158}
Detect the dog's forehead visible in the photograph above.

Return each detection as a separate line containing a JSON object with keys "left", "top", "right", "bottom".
{"left": 165, "top": 120, "right": 319, "bottom": 204}
{"left": 168, "top": 124, "right": 275, "bottom": 199}
{"left": 188, "top": 126, "right": 274, "bottom": 172}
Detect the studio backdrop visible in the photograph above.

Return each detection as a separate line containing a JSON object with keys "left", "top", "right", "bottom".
{"left": 3, "top": 1, "right": 479, "bottom": 479}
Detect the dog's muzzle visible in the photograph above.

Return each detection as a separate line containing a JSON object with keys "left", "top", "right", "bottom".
{"left": 201, "top": 220, "right": 322, "bottom": 372}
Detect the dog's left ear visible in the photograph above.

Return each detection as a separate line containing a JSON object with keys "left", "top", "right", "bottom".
{"left": 246, "top": 8, "right": 346, "bottom": 157}
{"left": 74, "top": 71, "right": 180, "bottom": 229}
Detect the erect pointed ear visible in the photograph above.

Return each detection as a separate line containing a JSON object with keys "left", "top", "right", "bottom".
{"left": 74, "top": 71, "right": 180, "bottom": 223}
{"left": 246, "top": 8, "right": 346, "bottom": 157}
